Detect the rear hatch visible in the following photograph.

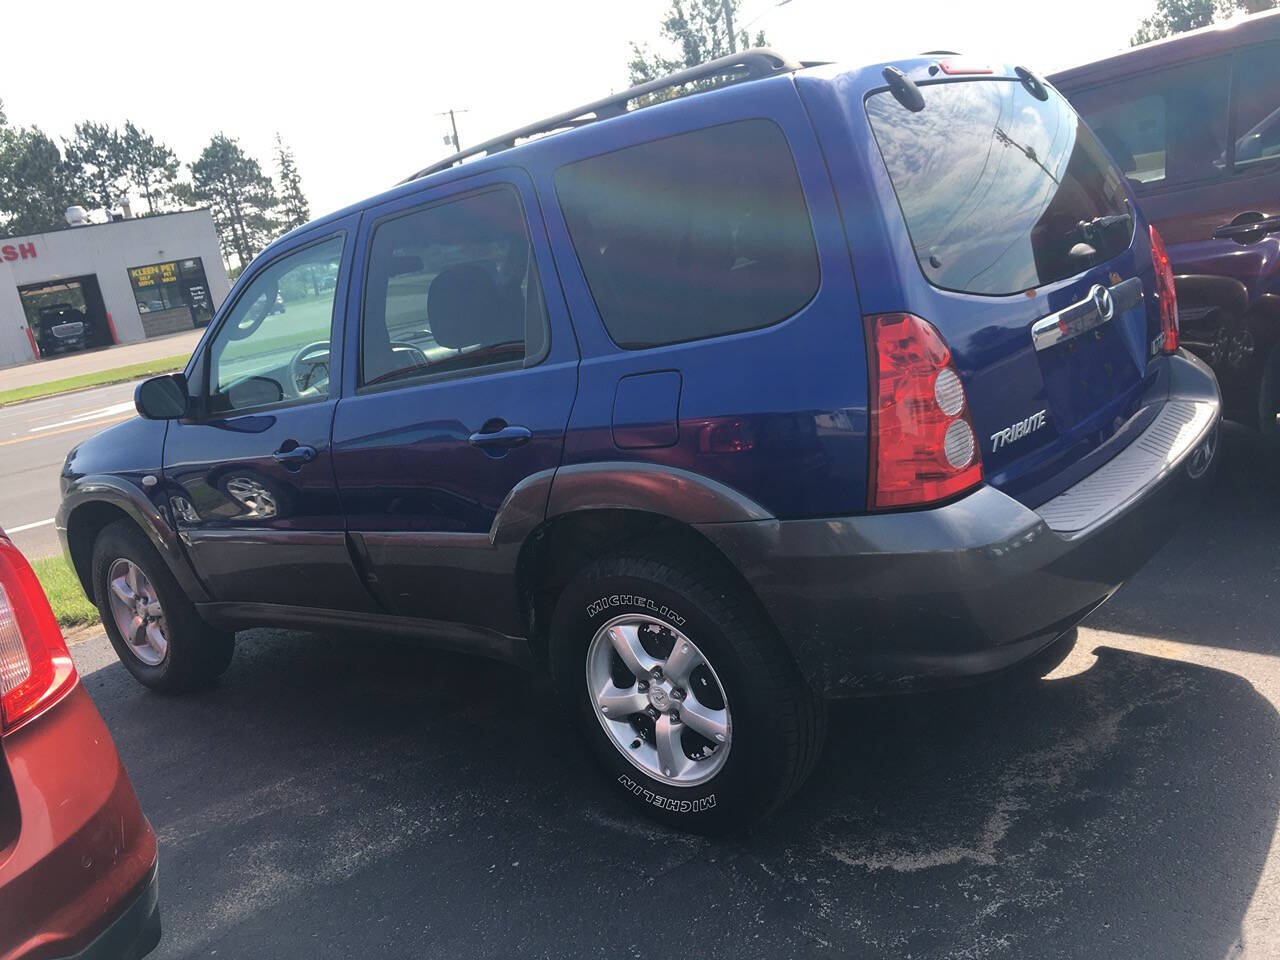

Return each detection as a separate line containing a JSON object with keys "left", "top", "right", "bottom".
{"left": 863, "top": 73, "right": 1162, "bottom": 505}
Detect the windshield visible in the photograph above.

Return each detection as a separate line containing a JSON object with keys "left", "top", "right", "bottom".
{"left": 866, "top": 78, "right": 1133, "bottom": 296}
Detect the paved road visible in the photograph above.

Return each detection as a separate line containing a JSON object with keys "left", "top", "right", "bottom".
{"left": 0, "top": 381, "right": 140, "bottom": 558}
{"left": 65, "top": 425, "right": 1279, "bottom": 959}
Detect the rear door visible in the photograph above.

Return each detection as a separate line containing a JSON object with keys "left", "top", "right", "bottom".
{"left": 330, "top": 170, "right": 578, "bottom": 635}
{"left": 859, "top": 73, "right": 1163, "bottom": 505}
{"left": 164, "top": 221, "right": 375, "bottom": 612}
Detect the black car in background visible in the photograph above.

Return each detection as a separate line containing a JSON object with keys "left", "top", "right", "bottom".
{"left": 33, "top": 303, "right": 89, "bottom": 357}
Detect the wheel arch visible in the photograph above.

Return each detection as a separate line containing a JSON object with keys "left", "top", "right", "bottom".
{"left": 60, "top": 477, "right": 210, "bottom": 604}
{"left": 510, "top": 463, "right": 778, "bottom": 672}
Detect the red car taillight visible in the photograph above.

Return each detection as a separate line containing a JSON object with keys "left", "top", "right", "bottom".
{"left": 0, "top": 538, "right": 76, "bottom": 734}
{"left": 1149, "top": 225, "right": 1179, "bottom": 355}
{"left": 866, "top": 312, "right": 983, "bottom": 510}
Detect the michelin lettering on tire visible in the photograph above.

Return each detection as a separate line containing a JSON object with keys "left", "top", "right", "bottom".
{"left": 586, "top": 594, "right": 687, "bottom": 627}
{"left": 617, "top": 775, "right": 717, "bottom": 813}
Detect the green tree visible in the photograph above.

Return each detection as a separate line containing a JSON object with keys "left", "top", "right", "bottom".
{"left": 628, "top": 0, "right": 768, "bottom": 87}
{"left": 1131, "top": 0, "right": 1276, "bottom": 45}
{"left": 274, "top": 134, "right": 310, "bottom": 232}
{"left": 0, "top": 104, "right": 82, "bottom": 236}
{"left": 188, "top": 134, "right": 279, "bottom": 269}
{"left": 121, "top": 121, "right": 180, "bottom": 215}
{"left": 64, "top": 120, "right": 127, "bottom": 214}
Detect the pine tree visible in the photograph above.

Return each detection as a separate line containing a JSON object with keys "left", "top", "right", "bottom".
{"left": 275, "top": 134, "right": 310, "bottom": 232}
{"left": 121, "top": 121, "right": 180, "bottom": 215}
{"left": 189, "top": 134, "right": 279, "bottom": 269}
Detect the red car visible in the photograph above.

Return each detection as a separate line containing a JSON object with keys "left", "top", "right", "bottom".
{"left": 0, "top": 533, "right": 159, "bottom": 960}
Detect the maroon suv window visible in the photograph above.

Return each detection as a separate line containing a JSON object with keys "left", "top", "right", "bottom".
{"left": 866, "top": 78, "right": 1134, "bottom": 297}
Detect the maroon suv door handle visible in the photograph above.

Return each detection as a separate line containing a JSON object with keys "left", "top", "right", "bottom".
{"left": 1213, "top": 214, "right": 1280, "bottom": 241}
{"left": 468, "top": 424, "right": 532, "bottom": 449}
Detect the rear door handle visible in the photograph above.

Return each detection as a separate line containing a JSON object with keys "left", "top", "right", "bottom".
{"left": 272, "top": 443, "right": 317, "bottom": 466}
{"left": 1213, "top": 215, "right": 1280, "bottom": 240}
{"left": 468, "top": 424, "right": 532, "bottom": 450}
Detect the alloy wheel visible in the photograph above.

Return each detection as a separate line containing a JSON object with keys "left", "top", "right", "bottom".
{"left": 585, "top": 614, "right": 732, "bottom": 787}
{"left": 106, "top": 557, "right": 169, "bottom": 666}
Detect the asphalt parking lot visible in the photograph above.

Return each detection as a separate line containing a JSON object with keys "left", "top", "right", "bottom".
{"left": 68, "top": 423, "right": 1279, "bottom": 960}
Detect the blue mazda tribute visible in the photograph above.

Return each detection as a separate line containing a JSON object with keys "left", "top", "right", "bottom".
{"left": 58, "top": 51, "right": 1221, "bottom": 831}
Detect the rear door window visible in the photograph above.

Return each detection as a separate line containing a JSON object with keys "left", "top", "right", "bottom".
{"left": 359, "top": 186, "right": 548, "bottom": 388}
{"left": 866, "top": 78, "right": 1134, "bottom": 296}
{"left": 1232, "top": 42, "right": 1280, "bottom": 171}
{"left": 555, "top": 119, "right": 819, "bottom": 349}
{"left": 1067, "top": 57, "right": 1231, "bottom": 190}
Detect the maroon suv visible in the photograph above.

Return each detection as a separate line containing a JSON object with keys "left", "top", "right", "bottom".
{"left": 1052, "top": 11, "right": 1280, "bottom": 437}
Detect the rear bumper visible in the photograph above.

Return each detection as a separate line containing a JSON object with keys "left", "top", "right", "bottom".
{"left": 0, "top": 687, "right": 158, "bottom": 960}
{"left": 56, "top": 863, "right": 159, "bottom": 960}
{"left": 699, "top": 351, "right": 1221, "bottom": 696}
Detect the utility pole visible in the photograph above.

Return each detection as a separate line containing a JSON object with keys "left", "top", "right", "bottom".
{"left": 722, "top": 0, "right": 736, "bottom": 52}
{"left": 438, "top": 109, "right": 468, "bottom": 153}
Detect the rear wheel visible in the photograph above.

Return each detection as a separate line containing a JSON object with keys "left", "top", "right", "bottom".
{"left": 550, "top": 548, "right": 825, "bottom": 833}
{"left": 92, "top": 520, "right": 234, "bottom": 693}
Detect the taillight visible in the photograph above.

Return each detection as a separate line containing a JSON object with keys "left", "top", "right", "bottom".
{"left": 866, "top": 313, "right": 983, "bottom": 509}
{"left": 0, "top": 538, "right": 76, "bottom": 734}
{"left": 1149, "top": 225, "right": 1179, "bottom": 355}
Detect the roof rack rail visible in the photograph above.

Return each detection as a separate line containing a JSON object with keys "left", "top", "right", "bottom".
{"left": 401, "top": 48, "right": 800, "bottom": 184}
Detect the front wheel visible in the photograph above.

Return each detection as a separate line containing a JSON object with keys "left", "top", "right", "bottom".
{"left": 92, "top": 520, "right": 234, "bottom": 693}
{"left": 550, "top": 549, "right": 825, "bottom": 833}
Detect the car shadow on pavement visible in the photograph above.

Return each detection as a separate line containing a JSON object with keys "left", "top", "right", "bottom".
{"left": 78, "top": 610, "right": 1279, "bottom": 959}
{"left": 1089, "top": 422, "right": 1280, "bottom": 656}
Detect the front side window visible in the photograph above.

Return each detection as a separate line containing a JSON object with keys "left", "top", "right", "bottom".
{"left": 1232, "top": 43, "right": 1280, "bottom": 171}
{"left": 1067, "top": 57, "right": 1231, "bottom": 190}
{"left": 360, "top": 186, "right": 547, "bottom": 388}
{"left": 867, "top": 78, "right": 1134, "bottom": 296}
{"left": 206, "top": 235, "right": 344, "bottom": 414}
{"left": 555, "top": 119, "right": 819, "bottom": 349}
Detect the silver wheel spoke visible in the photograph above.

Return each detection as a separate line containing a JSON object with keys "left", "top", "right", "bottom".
{"left": 130, "top": 614, "right": 147, "bottom": 647}
{"left": 662, "top": 638, "right": 701, "bottom": 687}
{"left": 679, "top": 696, "right": 730, "bottom": 745}
{"left": 110, "top": 577, "right": 135, "bottom": 606}
{"left": 596, "top": 681, "right": 648, "bottom": 719}
{"left": 145, "top": 621, "right": 168, "bottom": 659}
{"left": 143, "top": 601, "right": 164, "bottom": 619}
{"left": 654, "top": 714, "right": 690, "bottom": 781}
{"left": 608, "top": 624, "right": 656, "bottom": 680}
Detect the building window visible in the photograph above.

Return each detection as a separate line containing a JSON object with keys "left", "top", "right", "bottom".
{"left": 128, "top": 256, "right": 215, "bottom": 336}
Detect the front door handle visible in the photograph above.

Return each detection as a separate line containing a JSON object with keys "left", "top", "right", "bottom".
{"left": 468, "top": 424, "right": 532, "bottom": 450}
{"left": 272, "top": 443, "right": 317, "bottom": 466}
{"left": 1213, "top": 214, "right": 1280, "bottom": 241}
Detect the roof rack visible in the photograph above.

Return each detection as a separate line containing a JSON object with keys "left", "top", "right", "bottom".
{"left": 401, "top": 48, "right": 801, "bottom": 183}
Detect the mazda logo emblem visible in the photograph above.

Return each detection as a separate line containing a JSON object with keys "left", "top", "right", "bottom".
{"left": 1091, "top": 284, "right": 1114, "bottom": 322}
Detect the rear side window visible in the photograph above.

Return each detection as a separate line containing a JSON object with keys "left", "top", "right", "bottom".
{"left": 360, "top": 186, "right": 548, "bottom": 388}
{"left": 555, "top": 119, "right": 819, "bottom": 349}
{"left": 866, "top": 79, "right": 1134, "bottom": 296}
{"left": 1232, "top": 43, "right": 1280, "bottom": 171}
{"left": 1066, "top": 57, "right": 1231, "bottom": 190}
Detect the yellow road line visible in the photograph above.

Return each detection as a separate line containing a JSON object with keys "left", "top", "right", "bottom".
{"left": 0, "top": 414, "right": 133, "bottom": 448}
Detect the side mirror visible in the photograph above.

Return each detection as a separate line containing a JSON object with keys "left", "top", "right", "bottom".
{"left": 135, "top": 373, "right": 190, "bottom": 420}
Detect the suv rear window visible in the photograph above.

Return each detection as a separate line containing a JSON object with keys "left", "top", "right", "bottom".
{"left": 866, "top": 79, "right": 1134, "bottom": 296}
{"left": 555, "top": 119, "right": 819, "bottom": 349}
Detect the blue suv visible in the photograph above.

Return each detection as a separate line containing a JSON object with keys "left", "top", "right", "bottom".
{"left": 58, "top": 51, "right": 1221, "bottom": 831}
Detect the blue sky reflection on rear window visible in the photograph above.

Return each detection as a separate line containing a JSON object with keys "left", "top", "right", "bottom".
{"left": 866, "top": 79, "right": 1131, "bottom": 296}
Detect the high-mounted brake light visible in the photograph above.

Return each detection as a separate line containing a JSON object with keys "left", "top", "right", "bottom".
{"left": 866, "top": 313, "right": 983, "bottom": 509}
{"left": 0, "top": 538, "right": 76, "bottom": 734}
{"left": 938, "top": 60, "right": 993, "bottom": 75}
{"left": 1149, "top": 225, "right": 1179, "bottom": 355}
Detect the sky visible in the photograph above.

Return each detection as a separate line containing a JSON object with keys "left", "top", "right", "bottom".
{"left": 0, "top": 0, "right": 1159, "bottom": 222}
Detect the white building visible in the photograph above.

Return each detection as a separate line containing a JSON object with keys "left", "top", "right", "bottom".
{"left": 0, "top": 209, "right": 231, "bottom": 368}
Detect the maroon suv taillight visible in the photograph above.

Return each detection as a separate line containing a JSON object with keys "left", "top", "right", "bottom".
{"left": 1149, "top": 224, "right": 1179, "bottom": 355}
{"left": 866, "top": 313, "right": 983, "bottom": 510}
{"left": 0, "top": 538, "right": 76, "bottom": 734}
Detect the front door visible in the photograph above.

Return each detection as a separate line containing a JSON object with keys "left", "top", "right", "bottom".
{"left": 331, "top": 172, "right": 578, "bottom": 635}
{"left": 164, "top": 223, "right": 376, "bottom": 612}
